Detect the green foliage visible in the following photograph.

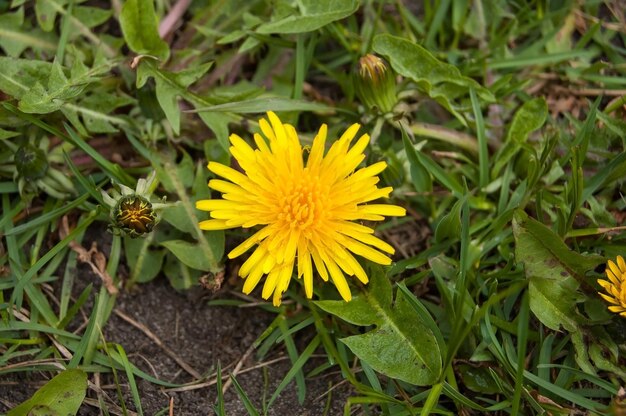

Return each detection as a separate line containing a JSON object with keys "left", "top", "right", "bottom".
{"left": 119, "top": 0, "right": 169, "bottom": 61}
{"left": 373, "top": 33, "right": 494, "bottom": 125}
{"left": 256, "top": 0, "right": 359, "bottom": 34}
{"left": 8, "top": 369, "right": 87, "bottom": 416}
{"left": 317, "top": 267, "right": 442, "bottom": 385}
{"left": 1, "top": 0, "right": 626, "bottom": 414}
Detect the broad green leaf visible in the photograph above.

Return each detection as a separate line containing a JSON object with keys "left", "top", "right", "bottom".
{"left": 124, "top": 234, "right": 165, "bottom": 283}
{"left": 163, "top": 252, "right": 202, "bottom": 290}
{"left": 35, "top": 0, "right": 67, "bottom": 32}
{"left": 0, "top": 7, "right": 57, "bottom": 57}
{"left": 0, "top": 58, "right": 52, "bottom": 99}
{"left": 512, "top": 210, "right": 604, "bottom": 332}
{"left": 73, "top": 6, "right": 113, "bottom": 29}
{"left": 119, "top": 0, "right": 169, "bottom": 61}
{"left": 161, "top": 237, "right": 224, "bottom": 272}
{"left": 8, "top": 369, "right": 87, "bottom": 416}
{"left": 137, "top": 60, "right": 213, "bottom": 134}
{"left": 373, "top": 34, "right": 494, "bottom": 125}
{"left": 316, "top": 267, "right": 442, "bottom": 385}
{"left": 15, "top": 58, "right": 116, "bottom": 114}
{"left": 256, "top": 0, "right": 359, "bottom": 34}
{"left": 60, "top": 87, "right": 134, "bottom": 134}
{"left": 492, "top": 98, "right": 547, "bottom": 177}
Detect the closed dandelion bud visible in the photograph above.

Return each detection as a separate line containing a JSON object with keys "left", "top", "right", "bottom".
{"left": 113, "top": 195, "right": 157, "bottom": 238}
{"left": 354, "top": 54, "right": 397, "bottom": 113}
{"left": 15, "top": 144, "right": 48, "bottom": 181}
{"left": 101, "top": 171, "right": 165, "bottom": 238}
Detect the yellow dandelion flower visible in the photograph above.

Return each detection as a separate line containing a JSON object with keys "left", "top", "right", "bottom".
{"left": 598, "top": 255, "right": 626, "bottom": 318}
{"left": 196, "top": 111, "right": 406, "bottom": 306}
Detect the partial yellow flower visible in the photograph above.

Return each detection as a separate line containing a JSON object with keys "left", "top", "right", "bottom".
{"left": 598, "top": 255, "right": 626, "bottom": 318}
{"left": 196, "top": 111, "right": 406, "bottom": 306}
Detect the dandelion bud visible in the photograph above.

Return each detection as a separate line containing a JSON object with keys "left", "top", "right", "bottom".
{"left": 112, "top": 195, "right": 157, "bottom": 238}
{"left": 15, "top": 144, "right": 48, "bottom": 181}
{"left": 354, "top": 54, "right": 397, "bottom": 113}
{"left": 102, "top": 171, "right": 164, "bottom": 238}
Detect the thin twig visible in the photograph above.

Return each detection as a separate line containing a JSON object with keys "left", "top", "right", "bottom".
{"left": 221, "top": 341, "right": 256, "bottom": 395}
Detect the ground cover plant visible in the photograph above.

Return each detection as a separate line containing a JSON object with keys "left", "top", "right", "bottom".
{"left": 1, "top": 0, "right": 626, "bottom": 414}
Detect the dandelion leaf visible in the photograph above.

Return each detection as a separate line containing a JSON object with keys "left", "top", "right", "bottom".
{"left": 257, "top": 0, "right": 359, "bottom": 34}
{"left": 373, "top": 33, "right": 494, "bottom": 125}
{"left": 8, "top": 369, "right": 87, "bottom": 416}
{"left": 512, "top": 210, "right": 604, "bottom": 332}
{"left": 136, "top": 60, "right": 214, "bottom": 134}
{"left": 119, "top": 0, "right": 169, "bottom": 61}
{"left": 316, "top": 267, "right": 442, "bottom": 386}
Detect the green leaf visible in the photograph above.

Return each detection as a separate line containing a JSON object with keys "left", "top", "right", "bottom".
{"left": 316, "top": 267, "right": 442, "bottom": 385}
{"left": 124, "top": 234, "right": 165, "bottom": 284}
{"left": 163, "top": 252, "right": 202, "bottom": 290}
{"left": 137, "top": 60, "right": 213, "bottom": 134}
{"left": 434, "top": 198, "right": 462, "bottom": 242}
{"left": 119, "top": 0, "right": 169, "bottom": 61}
{"left": 0, "top": 127, "right": 19, "bottom": 140}
{"left": 373, "top": 34, "right": 494, "bottom": 125}
{"left": 0, "top": 7, "right": 58, "bottom": 57}
{"left": 35, "top": 0, "right": 67, "bottom": 32}
{"left": 9, "top": 57, "right": 117, "bottom": 114}
{"left": 492, "top": 98, "right": 547, "bottom": 177}
{"left": 0, "top": 58, "right": 52, "bottom": 99}
{"left": 256, "top": 0, "right": 359, "bottom": 34}
{"left": 402, "top": 130, "right": 432, "bottom": 193}
{"left": 161, "top": 238, "right": 223, "bottom": 271}
{"left": 73, "top": 6, "right": 113, "bottom": 29}
{"left": 512, "top": 210, "right": 604, "bottom": 332}
{"left": 8, "top": 369, "right": 87, "bottom": 416}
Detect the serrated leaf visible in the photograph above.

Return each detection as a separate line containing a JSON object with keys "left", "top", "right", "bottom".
{"left": 119, "top": 0, "right": 169, "bottom": 61}
{"left": 8, "top": 369, "right": 87, "bottom": 416}
{"left": 373, "top": 34, "right": 494, "bottom": 125}
{"left": 60, "top": 88, "right": 133, "bottom": 134}
{"left": 0, "top": 58, "right": 52, "bottom": 99}
{"left": 0, "top": 7, "right": 58, "bottom": 57}
{"left": 256, "top": 0, "right": 359, "bottom": 34}
{"left": 512, "top": 210, "right": 604, "bottom": 331}
{"left": 492, "top": 98, "right": 547, "bottom": 177}
{"left": 316, "top": 267, "right": 442, "bottom": 385}
{"left": 137, "top": 60, "right": 213, "bottom": 134}
{"left": 15, "top": 57, "right": 116, "bottom": 114}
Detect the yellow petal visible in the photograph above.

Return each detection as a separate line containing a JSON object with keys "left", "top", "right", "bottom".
{"left": 198, "top": 219, "right": 232, "bottom": 230}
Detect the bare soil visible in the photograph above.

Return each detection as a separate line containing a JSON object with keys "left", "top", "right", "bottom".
{"left": 0, "top": 273, "right": 352, "bottom": 415}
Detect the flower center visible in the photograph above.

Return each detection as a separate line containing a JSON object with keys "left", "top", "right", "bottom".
{"left": 115, "top": 195, "right": 156, "bottom": 235}
{"left": 276, "top": 169, "right": 327, "bottom": 232}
